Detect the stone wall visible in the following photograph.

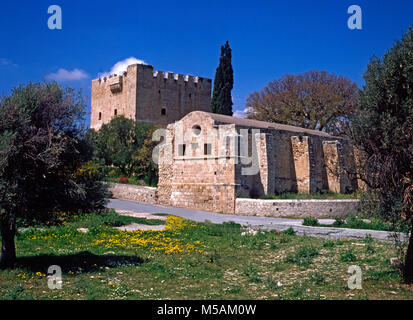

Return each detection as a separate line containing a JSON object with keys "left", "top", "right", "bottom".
{"left": 108, "top": 183, "right": 157, "bottom": 204}
{"left": 157, "top": 112, "right": 237, "bottom": 214}
{"left": 91, "top": 64, "right": 211, "bottom": 129}
{"left": 235, "top": 198, "right": 360, "bottom": 218}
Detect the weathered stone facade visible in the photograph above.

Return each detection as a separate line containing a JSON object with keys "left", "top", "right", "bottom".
{"left": 235, "top": 198, "right": 360, "bottom": 218}
{"left": 157, "top": 111, "right": 361, "bottom": 214}
{"left": 108, "top": 183, "right": 157, "bottom": 204}
{"left": 91, "top": 64, "right": 212, "bottom": 129}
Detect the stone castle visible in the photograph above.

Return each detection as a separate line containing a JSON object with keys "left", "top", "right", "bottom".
{"left": 91, "top": 63, "right": 361, "bottom": 215}
{"left": 91, "top": 63, "right": 212, "bottom": 129}
{"left": 157, "top": 111, "right": 362, "bottom": 214}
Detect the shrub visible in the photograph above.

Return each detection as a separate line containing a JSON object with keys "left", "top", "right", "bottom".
{"left": 107, "top": 169, "right": 120, "bottom": 178}
{"left": 118, "top": 177, "right": 129, "bottom": 184}
{"left": 333, "top": 217, "right": 346, "bottom": 227}
{"left": 282, "top": 227, "right": 296, "bottom": 236}
{"left": 340, "top": 249, "right": 357, "bottom": 262}
{"left": 322, "top": 240, "right": 335, "bottom": 249}
{"left": 285, "top": 246, "right": 319, "bottom": 267}
{"left": 303, "top": 217, "right": 319, "bottom": 227}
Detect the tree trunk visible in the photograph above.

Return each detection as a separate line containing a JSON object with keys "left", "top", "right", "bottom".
{"left": 403, "top": 230, "right": 413, "bottom": 283}
{"left": 0, "top": 219, "right": 16, "bottom": 269}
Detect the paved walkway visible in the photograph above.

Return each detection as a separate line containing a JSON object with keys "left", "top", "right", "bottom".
{"left": 107, "top": 198, "right": 406, "bottom": 242}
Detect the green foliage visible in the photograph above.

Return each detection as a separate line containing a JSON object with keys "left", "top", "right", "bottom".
{"left": 282, "top": 227, "right": 296, "bottom": 236}
{"left": 329, "top": 214, "right": 406, "bottom": 232}
{"left": 2, "top": 214, "right": 411, "bottom": 299}
{"left": 322, "top": 240, "right": 336, "bottom": 249}
{"left": 242, "top": 264, "right": 260, "bottom": 283}
{"left": 0, "top": 83, "right": 107, "bottom": 268}
{"left": 340, "top": 249, "right": 357, "bottom": 262}
{"left": 0, "top": 82, "right": 108, "bottom": 266}
{"left": 350, "top": 28, "right": 413, "bottom": 239}
{"left": 87, "top": 116, "right": 159, "bottom": 186}
{"left": 104, "top": 175, "right": 146, "bottom": 186}
{"left": 303, "top": 217, "right": 320, "bottom": 227}
{"left": 308, "top": 272, "right": 326, "bottom": 285}
{"left": 285, "top": 245, "right": 319, "bottom": 267}
{"left": 264, "top": 276, "right": 281, "bottom": 291}
{"left": 210, "top": 41, "right": 233, "bottom": 116}
{"left": 333, "top": 217, "right": 346, "bottom": 227}
{"left": 62, "top": 210, "right": 165, "bottom": 229}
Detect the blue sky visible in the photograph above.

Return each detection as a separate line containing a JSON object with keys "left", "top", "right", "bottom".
{"left": 0, "top": 0, "right": 412, "bottom": 125}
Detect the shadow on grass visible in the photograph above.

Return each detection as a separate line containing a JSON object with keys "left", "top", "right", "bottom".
{"left": 15, "top": 251, "right": 146, "bottom": 273}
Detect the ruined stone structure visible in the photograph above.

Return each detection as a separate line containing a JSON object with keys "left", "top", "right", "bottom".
{"left": 90, "top": 64, "right": 212, "bottom": 129}
{"left": 157, "top": 111, "right": 360, "bottom": 214}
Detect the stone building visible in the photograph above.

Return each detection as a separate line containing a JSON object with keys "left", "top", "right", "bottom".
{"left": 157, "top": 111, "right": 361, "bottom": 214}
{"left": 90, "top": 63, "right": 212, "bottom": 129}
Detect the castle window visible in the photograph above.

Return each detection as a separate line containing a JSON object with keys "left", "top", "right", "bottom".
{"left": 189, "top": 93, "right": 192, "bottom": 98}
{"left": 98, "top": 112, "right": 102, "bottom": 120}
{"left": 178, "top": 144, "right": 186, "bottom": 156}
{"left": 204, "top": 143, "right": 212, "bottom": 155}
{"left": 192, "top": 125, "right": 201, "bottom": 136}
{"left": 114, "top": 109, "right": 118, "bottom": 116}
{"left": 161, "top": 108, "right": 166, "bottom": 116}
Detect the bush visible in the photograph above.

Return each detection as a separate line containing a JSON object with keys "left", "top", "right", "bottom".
{"left": 285, "top": 246, "right": 319, "bottom": 267}
{"left": 282, "top": 227, "right": 296, "bottom": 236}
{"left": 69, "top": 161, "right": 110, "bottom": 213}
{"left": 340, "top": 249, "right": 357, "bottom": 262}
{"left": 333, "top": 217, "right": 346, "bottom": 227}
{"left": 107, "top": 169, "right": 120, "bottom": 178}
{"left": 303, "top": 217, "right": 319, "bottom": 226}
{"left": 118, "top": 177, "right": 129, "bottom": 184}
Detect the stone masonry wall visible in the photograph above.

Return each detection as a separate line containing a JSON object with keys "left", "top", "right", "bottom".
{"left": 157, "top": 111, "right": 360, "bottom": 215}
{"left": 235, "top": 198, "right": 360, "bottom": 218}
{"left": 91, "top": 64, "right": 211, "bottom": 129}
{"left": 157, "top": 112, "right": 238, "bottom": 214}
{"left": 108, "top": 183, "right": 157, "bottom": 204}
{"left": 322, "top": 140, "right": 341, "bottom": 193}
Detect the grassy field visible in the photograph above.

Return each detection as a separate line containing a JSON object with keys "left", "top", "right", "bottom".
{"left": 1, "top": 211, "right": 412, "bottom": 300}
{"left": 302, "top": 215, "right": 410, "bottom": 233}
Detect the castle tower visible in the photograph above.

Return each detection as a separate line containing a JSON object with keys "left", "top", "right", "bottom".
{"left": 90, "top": 64, "right": 212, "bottom": 129}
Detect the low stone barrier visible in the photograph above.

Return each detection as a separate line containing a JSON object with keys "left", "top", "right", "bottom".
{"left": 107, "top": 182, "right": 157, "bottom": 204}
{"left": 235, "top": 198, "right": 360, "bottom": 218}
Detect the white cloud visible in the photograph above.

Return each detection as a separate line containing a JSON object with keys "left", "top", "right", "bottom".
{"left": 45, "top": 68, "right": 89, "bottom": 82}
{"left": 99, "top": 57, "right": 147, "bottom": 77}
{"left": 233, "top": 107, "right": 250, "bottom": 118}
{"left": 0, "top": 58, "right": 17, "bottom": 67}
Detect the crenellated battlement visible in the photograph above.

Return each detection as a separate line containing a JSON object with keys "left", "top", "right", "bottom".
{"left": 94, "top": 63, "right": 211, "bottom": 86}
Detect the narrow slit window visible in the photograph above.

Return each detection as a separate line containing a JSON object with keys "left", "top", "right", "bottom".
{"left": 204, "top": 143, "right": 212, "bottom": 155}
{"left": 114, "top": 109, "right": 117, "bottom": 116}
{"left": 161, "top": 108, "right": 166, "bottom": 115}
{"left": 178, "top": 144, "right": 186, "bottom": 156}
{"left": 98, "top": 112, "right": 102, "bottom": 120}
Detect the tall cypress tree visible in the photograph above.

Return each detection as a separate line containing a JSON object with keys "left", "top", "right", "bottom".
{"left": 211, "top": 41, "right": 233, "bottom": 116}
